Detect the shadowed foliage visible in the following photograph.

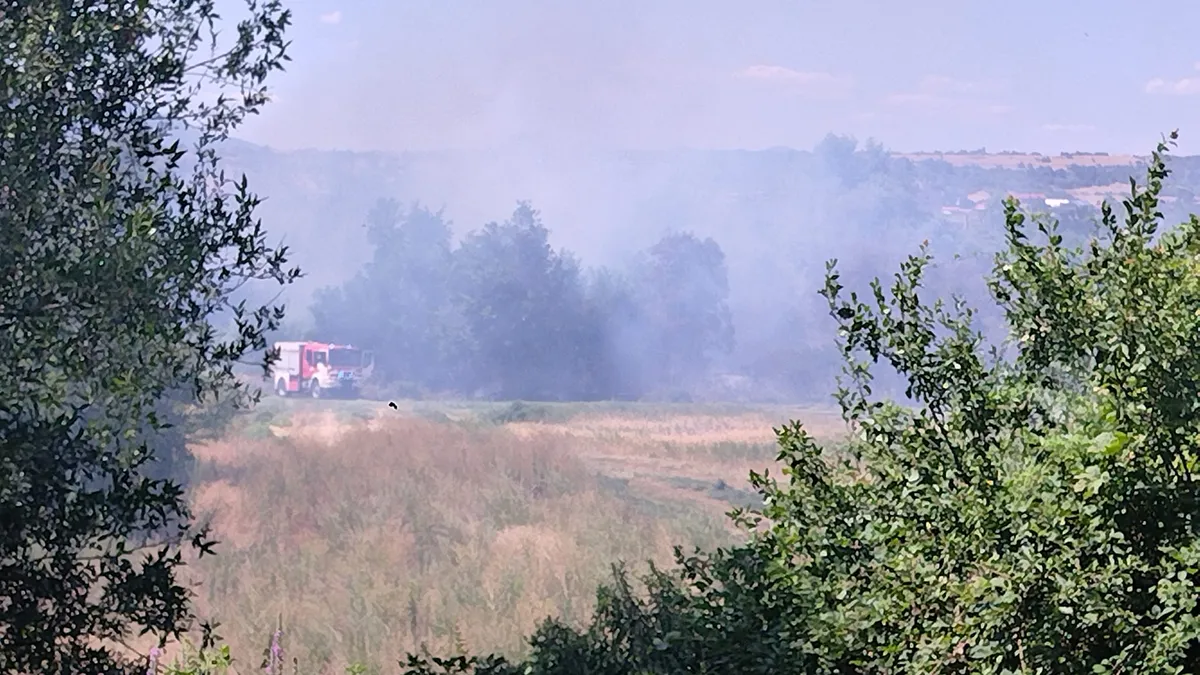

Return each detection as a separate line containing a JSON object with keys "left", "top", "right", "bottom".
{"left": 0, "top": 1, "right": 295, "bottom": 672}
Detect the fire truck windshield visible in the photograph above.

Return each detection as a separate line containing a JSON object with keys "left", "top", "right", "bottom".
{"left": 328, "top": 348, "right": 364, "bottom": 368}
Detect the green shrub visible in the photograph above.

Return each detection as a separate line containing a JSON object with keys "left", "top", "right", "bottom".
{"left": 401, "top": 134, "right": 1200, "bottom": 673}
{"left": 487, "top": 401, "right": 572, "bottom": 425}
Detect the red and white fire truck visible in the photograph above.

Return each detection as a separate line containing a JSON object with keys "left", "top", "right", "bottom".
{"left": 269, "top": 341, "right": 374, "bottom": 399}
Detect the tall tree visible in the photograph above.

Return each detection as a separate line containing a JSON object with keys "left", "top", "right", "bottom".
{"left": 636, "top": 231, "right": 734, "bottom": 392}
{"left": 581, "top": 268, "right": 648, "bottom": 400}
{"left": 312, "top": 199, "right": 456, "bottom": 389}
{"left": 451, "top": 202, "right": 591, "bottom": 400}
{"left": 0, "top": 2, "right": 295, "bottom": 673}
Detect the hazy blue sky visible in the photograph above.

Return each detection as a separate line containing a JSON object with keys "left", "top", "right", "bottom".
{"left": 232, "top": 0, "right": 1200, "bottom": 154}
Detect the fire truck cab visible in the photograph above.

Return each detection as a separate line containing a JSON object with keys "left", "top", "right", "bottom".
{"left": 270, "top": 341, "right": 373, "bottom": 399}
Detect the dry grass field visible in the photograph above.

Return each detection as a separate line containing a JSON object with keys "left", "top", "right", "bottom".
{"left": 179, "top": 398, "right": 847, "bottom": 673}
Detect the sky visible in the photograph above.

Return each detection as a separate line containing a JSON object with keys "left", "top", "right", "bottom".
{"left": 231, "top": 0, "right": 1200, "bottom": 155}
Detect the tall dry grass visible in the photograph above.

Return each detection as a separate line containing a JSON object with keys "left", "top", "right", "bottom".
{"left": 187, "top": 415, "right": 735, "bottom": 673}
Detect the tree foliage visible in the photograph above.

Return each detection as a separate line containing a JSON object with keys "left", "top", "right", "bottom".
{"left": 311, "top": 202, "right": 735, "bottom": 401}
{"left": 450, "top": 202, "right": 594, "bottom": 400}
{"left": 311, "top": 199, "right": 456, "bottom": 389}
{"left": 0, "top": 1, "right": 295, "bottom": 672}
{"left": 633, "top": 231, "right": 734, "bottom": 392}
{"left": 401, "top": 134, "right": 1200, "bottom": 673}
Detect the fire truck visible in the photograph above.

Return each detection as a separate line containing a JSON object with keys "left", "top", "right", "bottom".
{"left": 269, "top": 341, "right": 374, "bottom": 399}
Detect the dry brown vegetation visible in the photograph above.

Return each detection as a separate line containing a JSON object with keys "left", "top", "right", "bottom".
{"left": 181, "top": 401, "right": 845, "bottom": 672}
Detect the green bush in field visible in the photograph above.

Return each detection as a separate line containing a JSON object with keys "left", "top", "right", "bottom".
{"left": 396, "top": 134, "right": 1200, "bottom": 674}
{"left": 487, "top": 401, "right": 573, "bottom": 426}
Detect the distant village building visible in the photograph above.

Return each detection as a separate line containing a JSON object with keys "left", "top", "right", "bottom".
{"left": 967, "top": 191, "right": 991, "bottom": 210}
{"left": 942, "top": 190, "right": 1079, "bottom": 217}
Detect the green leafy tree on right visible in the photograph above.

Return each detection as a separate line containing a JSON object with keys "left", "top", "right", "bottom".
{"left": 402, "top": 132, "right": 1200, "bottom": 674}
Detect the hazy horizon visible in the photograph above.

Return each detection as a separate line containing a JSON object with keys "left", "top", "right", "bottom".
{"left": 202, "top": 0, "right": 1200, "bottom": 405}
{"left": 225, "top": 0, "right": 1200, "bottom": 157}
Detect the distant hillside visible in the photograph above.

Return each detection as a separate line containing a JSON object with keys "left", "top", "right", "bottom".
{"left": 217, "top": 137, "right": 1200, "bottom": 327}
{"left": 894, "top": 151, "right": 1146, "bottom": 170}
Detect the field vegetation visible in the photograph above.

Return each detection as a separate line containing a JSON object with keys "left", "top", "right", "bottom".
{"left": 13, "top": 1, "right": 1200, "bottom": 673}
{"left": 179, "top": 400, "right": 846, "bottom": 672}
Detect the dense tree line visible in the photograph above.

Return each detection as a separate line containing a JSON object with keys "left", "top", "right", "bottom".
{"left": 301, "top": 138, "right": 1180, "bottom": 405}
{"left": 309, "top": 201, "right": 735, "bottom": 401}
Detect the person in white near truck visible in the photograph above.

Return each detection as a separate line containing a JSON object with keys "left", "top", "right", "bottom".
{"left": 269, "top": 341, "right": 374, "bottom": 399}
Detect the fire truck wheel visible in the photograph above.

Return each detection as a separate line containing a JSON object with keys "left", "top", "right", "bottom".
{"left": 310, "top": 379, "right": 322, "bottom": 399}
{"left": 275, "top": 379, "right": 288, "bottom": 397}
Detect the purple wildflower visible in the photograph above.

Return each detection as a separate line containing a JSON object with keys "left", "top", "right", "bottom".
{"left": 264, "top": 629, "right": 284, "bottom": 674}
{"left": 146, "top": 646, "right": 162, "bottom": 675}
